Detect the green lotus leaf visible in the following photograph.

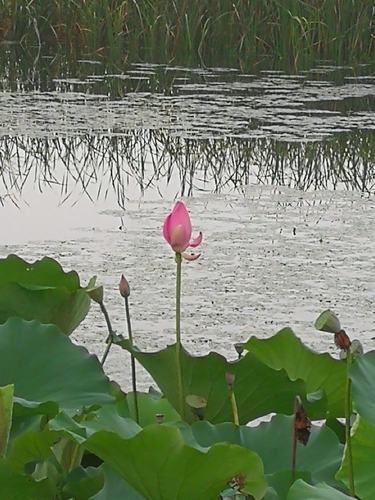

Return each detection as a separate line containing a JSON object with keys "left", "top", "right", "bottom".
{"left": 337, "top": 416, "right": 375, "bottom": 500}
{"left": 10, "top": 398, "right": 57, "bottom": 448}
{"left": 0, "top": 255, "right": 93, "bottom": 334}
{"left": 0, "top": 318, "right": 115, "bottom": 414}
{"left": 349, "top": 352, "right": 375, "bottom": 425}
{"left": 325, "top": 418, "right": 345, "bottom": 444}
{"left": 126, "top": 391, "right": 180, "bottom": 426}
{"left": 244, "top": 328, "right": 346, "bottom": 418}
{"left": 49, "top": 405, "right": 141, "bottom": 441}
{"left": 85, "top": 405, "right": 141, "bottom": 437}
{"left": 115, "top": 338, "right": 306, "bottom": 424}
{"left": 179, "top": 414, "right": 342, "bottom": 484}
{"left": 7, "top": 424, "right": 102, "bottom": 494}
{"left": 267, "top": 470, "right": 311, "bottom": 499}
{"left": 62, "top": 466, "right": 105, "bottom": 500}
{"left": 0, "top": 459, "right": 56, "bottom": 499}
{"left": 263, "top": 486, "right": 280, "bottom": 499}
{"left": 93, "top": 463, "right": 144, "bottom": 500}
{"left": 6, "top": 429, "right": 61, "bottom": 472}
{"left": 0, "top": 384, "right": 13, "bottom": 457}
{"left": 85, "top": 425, "right": 267, "bottom": 500}
{"left": 12, "top": 397, "right": 59, "bottom": 419}
{"left": 48, "top": 412, "right": 89, "bottom": 443}
{"left": 287, "top": 479, "right": 352, "bottom": 499}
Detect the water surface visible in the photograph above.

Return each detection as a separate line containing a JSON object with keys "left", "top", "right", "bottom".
{"left": 0, "top": 52, "right": 374, "bottom": 389}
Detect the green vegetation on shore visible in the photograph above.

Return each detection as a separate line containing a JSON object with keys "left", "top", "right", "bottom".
{"left": 0, "top": 0, "right": 373, "bottom": 69}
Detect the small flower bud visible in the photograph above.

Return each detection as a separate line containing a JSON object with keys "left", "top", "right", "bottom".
{"left": 225, "top": 371, "right": 235, "bottom": 387}
{"left": 119, "top": 274, "right": 130, "bottom": 298}
{"left": 350, "top": 339, "right": 364, "bottom": 357}
{"left": 88, "top": 285, "right": 104, "bottom": 304}
{"left": 334, "top": 330, "right": 351, "bottom": 351}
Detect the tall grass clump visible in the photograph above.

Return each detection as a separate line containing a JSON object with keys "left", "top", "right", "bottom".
{"left": 128, "top": 0, "right": 374, "bottom": 68}
{"left": 0, "top": 0, "right": 373, "bottom": 69}
{"left": 0, "top": 0, "right": 128, "bottom": 60}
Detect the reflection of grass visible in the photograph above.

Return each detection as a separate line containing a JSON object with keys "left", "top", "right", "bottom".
{"left": 0, "top": 1, "right": 373, "bottom": 69}
{"left": 0, "top": 131, "right": 373, "bottom": 207}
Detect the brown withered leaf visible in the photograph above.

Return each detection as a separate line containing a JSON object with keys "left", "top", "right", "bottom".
{"left": 294, "top": 396, "right": 311, "bottom": 446}
{"left": 334, "top": 330, "right": 351, "bottom": 351}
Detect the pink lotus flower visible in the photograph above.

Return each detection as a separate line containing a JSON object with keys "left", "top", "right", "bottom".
{"left": 163, "top": 201, "right": 202, "bottom": 259}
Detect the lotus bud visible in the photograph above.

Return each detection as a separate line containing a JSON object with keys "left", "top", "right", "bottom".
{"left": 225, "top": 371, "right": 235, "bottom": 388}
{"left": 119, "top": 274, "right": 130, "bottom": 298}
{"left": 163, "top": 201, "right": 203, "bottom": 254}
{"left": 314, "top": 310, "right": 341, "bottom": 334}
{"left": 88, "top": 285, "right": 104, "bottom": 304}
{"left": 350, "top": 339, "right": 364, "bottom": 357}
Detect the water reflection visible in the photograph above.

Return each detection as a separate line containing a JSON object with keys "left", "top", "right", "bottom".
{"left": 0, "top": 49, "right": 374, "bottom": 206}
{"left": 1, "top": 130, "right": 373, "bottom": 208}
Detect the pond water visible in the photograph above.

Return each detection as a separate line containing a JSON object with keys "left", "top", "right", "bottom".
{"left": 0, "top": 50, "right": 374, "bottom": 390}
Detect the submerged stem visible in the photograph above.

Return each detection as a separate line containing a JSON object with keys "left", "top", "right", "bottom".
{"left": 100, "top": 301, "right": 115, "bottom": 366}
{"left": 175, "top": 252, "right": 185, "bottom": 420}
{"left": 345, "top": 351, "right": 355, "bottom": 497}
{"left": 124, "top": 296, "right": 139, "bottom": 424}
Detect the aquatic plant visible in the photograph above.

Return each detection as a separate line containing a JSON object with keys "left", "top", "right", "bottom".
{"left": 0, "top": 213, "right": 374, "bottom": 497}
{"left": 118, "top": 273, "right": 139, "bottom": 424}
{"left": 163, "top": 200, "right": 202, "bottom": 419}
{"left": 163, "top": 200, "right": 202, "bottom": 257}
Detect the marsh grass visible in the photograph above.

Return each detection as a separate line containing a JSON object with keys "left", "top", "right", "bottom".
{"left": 0, "top": 0, "right": 373, "bottom": 69}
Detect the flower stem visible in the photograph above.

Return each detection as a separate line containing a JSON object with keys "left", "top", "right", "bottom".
{"left": 345, "top": 351, "right": 355, "bottom": 497}
{"left": 124, "top": 295, "right": 139, "bottom": 424}
{"left": 175, "top": 252, "right": 185, "bottom": 420}
{"left": 291, "top": 398, "right": 298, "bottom": 483}
{"left": 229, "top": 389, "right": 239, "bottom": 425}
{"left": 225, "top": 373, "right": 239, "bottom": 425}
{"left": 100, "top": 301, "right": 114, "bottom": 366}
